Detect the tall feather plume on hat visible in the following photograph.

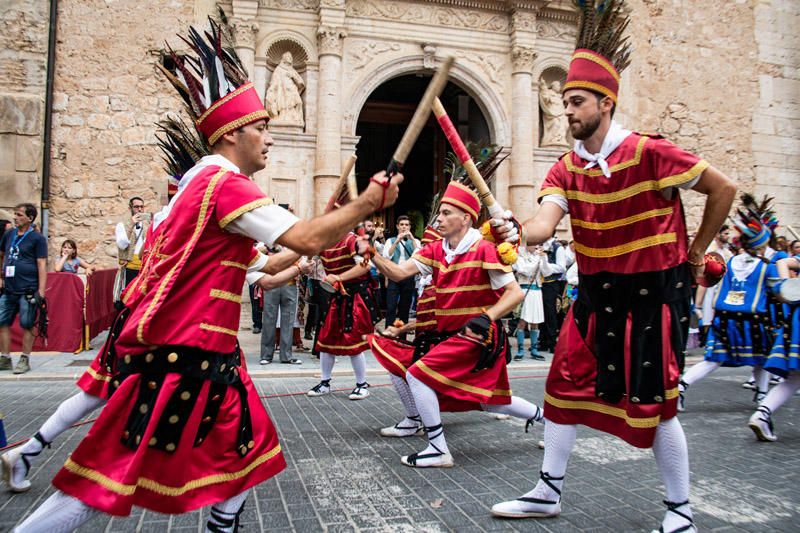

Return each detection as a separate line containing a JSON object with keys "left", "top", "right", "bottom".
{"left": 730, "top": 193, "right": 778, "bottom": 253}
{"left": 156, "top": 7, "right": 249, "bottom": 125}
{"left": 155, "top": 115, "right": 209, "bottom": 197}
{"left": 573, "top": 0, "right": 632, "bottom": 74}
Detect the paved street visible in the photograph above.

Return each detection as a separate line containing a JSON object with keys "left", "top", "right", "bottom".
{"left": 1, "top": 364, "right": 798, "bottom": 532}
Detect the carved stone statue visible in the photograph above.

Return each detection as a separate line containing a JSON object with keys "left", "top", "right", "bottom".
{"left": 539, "top": 79, "right": 569, "bottom": 148}
{"left": 266, "top": 52, "right": 306, "bottom": 127}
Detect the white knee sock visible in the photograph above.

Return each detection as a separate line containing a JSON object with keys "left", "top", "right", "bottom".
{"left": 521, "top": 421, "right": 576, "bottom": 501}
{"left": 481, "top": 396, "right": 543, "bottom": 422}
{"left": 390, "top": 374, "right": 419, "bottom": 419}
{"left": 320, "top": 352, "right": 336, "bottom": 381}
{"left": 652, "top": 417, "right": 692, "bottom": 530}
{"left": 37, "top": 392, "right": 106, "bottom": 445}
{"left": 14, "top": 490, "right": 100, "bottom": 533}
{"left": 407, "top": 373, "right": 448, "bottom": 454}
{"left": 761, "top": 374, "right": 800, "bottom": 413}
{"left": 206, "top": 490, "right": 249, "bottom": 532}
{"left": 681, "top": 360, "right": 721, "bottom": 387}
{"left": 350, "top": 352, "right": 367, "bottom": 384}
{"left": 752, "top": 366, "right": 770, "bottom": 399}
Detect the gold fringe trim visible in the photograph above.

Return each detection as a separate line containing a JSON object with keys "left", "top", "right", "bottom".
{"left": 63, "top": 444, "right": 282, "bottom": 497}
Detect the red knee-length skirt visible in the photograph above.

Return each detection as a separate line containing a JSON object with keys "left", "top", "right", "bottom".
{"left": 315, "top": 292, "right": 375, "bottom": 356}
{"left": 544, "top": 306, "right": 679, "bottom": 448}
{"left": 53, "top": 358, "right": 286, "bottom": 516}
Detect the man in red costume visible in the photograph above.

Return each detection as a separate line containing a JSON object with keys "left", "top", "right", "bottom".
{"left": 306, "top": 228, "right": 380, "bottom": 400}
{"left": 490, "top": 3, "right": 736, "bottom": 532}
{"left": 12, "top": 20, "right": 402, "bottom": 533}
{"left": 369, "top": 182, "right": 545, "bottom": 469}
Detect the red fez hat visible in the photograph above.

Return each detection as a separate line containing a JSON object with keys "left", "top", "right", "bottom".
{"left": 563, "top": 48, "right": 621, "bottom": 103}
{"left": 441, "top": 182, "right": 480, "bottom": 222}
{"left": 196, "top": 83, "right": 271, "bottom": 146}
{"left": 421, "top": 225, "right": 443, "bottom": 244}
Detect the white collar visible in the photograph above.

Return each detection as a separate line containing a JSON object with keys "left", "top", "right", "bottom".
{"left": 573, "top": 121, "right": 632, "bottom": 178}
{"left": 730, "top": 253, "right": 761, "bottom": 282}
{"left": 442, "top": 228, "right": 481, "bottom": 263}
{"left": 153, "top": 155, "right": 242, "bottom": 230}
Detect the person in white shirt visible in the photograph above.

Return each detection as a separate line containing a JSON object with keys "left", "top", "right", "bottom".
{"left": 114, "top": 197, "right": 149, "bottom": 287}
{"left": 382, "top": 215, "right": 420, "bottom": 328}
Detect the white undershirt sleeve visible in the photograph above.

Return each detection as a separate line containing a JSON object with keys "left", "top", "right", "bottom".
{"left": 489, "top": 270, "right": 515, "bottom": 290}
{"left": 115, "top": 222, "right": 129, "bottom": 249}
{"left": 226, "top": 205, "right": 300, "bottom": 247}
{"left": 412, "top": 259, "right": 432, "bottom": 277}
{"left": 541, "top": 194, "right": 569, "bottom": 214}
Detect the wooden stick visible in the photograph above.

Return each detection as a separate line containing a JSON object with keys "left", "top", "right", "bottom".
{"left": 431, "top": 96, "right": 502, "bottom": 216}
{"left": 786, "top": 225, "right": 799, "bottom": 241}
{"left": 324, "top": 154, "right": 358, "bottom": 212}
{"left": 386, "top": 56, "right": 454, "bottom": 175}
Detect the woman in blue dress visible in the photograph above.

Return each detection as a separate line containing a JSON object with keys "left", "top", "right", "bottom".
{"left": 748, "top": 255, "right": 800, "bottom": 441}
{"left": 679, "top": 195, "right": 781, "bottom": 410}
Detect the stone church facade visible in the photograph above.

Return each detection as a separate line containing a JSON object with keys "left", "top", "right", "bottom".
{"left": 1, "top": 0, "right": 798, "bottom": 266}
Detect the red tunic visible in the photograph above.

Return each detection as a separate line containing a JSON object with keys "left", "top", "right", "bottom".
{"left": 315, "top": 233, "right": 377, "bottom": 355}
{"left": 414, "top": 283, "right": 437, "bottom": 333}
{"left": 538, "top": 134, "right": 705, "bottom": 448}
{"left": 54, "top": 165, "right": 286, "bottom": 515}
{"left": 403, "top": 238, "right": 513, "bottom": 406}
{"left": 539, "top": 134, "right": 707, "bottom": 275}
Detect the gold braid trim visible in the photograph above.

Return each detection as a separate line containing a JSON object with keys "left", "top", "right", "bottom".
{"left": 414, "top": 361, "right": 512, "bottom": 397}
{"left": 575, "top": 233, "right": 676, "bottom": 259}
{"left": 572, "top": 51, "right": 621, "bottom": 82}
{"left": 563, "top": 80, "right": 617, "bottom": 103}
{"left": 218, "top": 198, "right": 273, "bottom": 229}
{"left": 220, "top": 261, "right": 248, "bottom": 270}
{"left": 209, "top": 289, "right": 242, "bottom": 303}
{"left": 208, "top": 110, "right": 272, "bottom": 145}
{"left": 199, "top": 323, "right": 238, "bottom": 336}
{"left": 570, "top": 207, "right": 674, "bottom": 231}
{"left": 544, "top": 391, "right": 677, "bottom": 429}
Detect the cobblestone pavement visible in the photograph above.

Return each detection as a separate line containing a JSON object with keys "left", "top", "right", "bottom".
{"left": 1, "top": 366, "right": 798, "bottom": 532}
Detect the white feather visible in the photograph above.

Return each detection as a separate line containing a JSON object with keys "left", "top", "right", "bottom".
{"left": 214, "top": 57, "right": 230, "bottom": 95}
{"left": 201, "top": 74, "right": 211, "bottom": 108}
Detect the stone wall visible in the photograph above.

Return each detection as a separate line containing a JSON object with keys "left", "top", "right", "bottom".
{"left": 621, "top": 0, "right": 760, "bottom": 235}
{"left": 46, "top": 0, "right": 193, "bottom": 266}
{"left": 0, "top": 0, "right": 49, "bottom": 222}
{"left": 753, "top": 0, "right": 800, "bottom": 238}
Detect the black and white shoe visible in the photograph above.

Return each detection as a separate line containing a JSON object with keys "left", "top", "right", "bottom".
{"left": 650, "top": 499, "right": 696, "bottom": 533}
{"left": 400, "top": 424, "right": 453, "bottom": 468}
{"left": 491, "top": 471, "right": 563, "bottom": 518}
{"left": 307, "top": 380, "right": 331, "bottom": 397}
{"left": 748, "top": 405, "right": 777, "bottom": 442}
{"left": 348, "top": 382, "right": 370, "bottom": 400}
{"left": 380, "top": 416, "right": 424, "bottom": 437}
{"left": 1, "top": 432, "right": 49, "bottom": 493}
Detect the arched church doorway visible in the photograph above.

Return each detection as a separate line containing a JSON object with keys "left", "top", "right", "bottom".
{"left": 355, "top": 75, "right": 491, "bottom": 235}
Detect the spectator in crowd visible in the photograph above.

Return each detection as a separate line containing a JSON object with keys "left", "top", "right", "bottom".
{"left": 538, "top": 233, "right": 567, "bottom": 353}
{"left": 774, "top": 235, "right": 788, "bottom": 252}
{"left": 512, "top": 245, "right": 545, "bottom": 361}
{"left": 248, "top": 281, "right": 263, "bottom": 334}
{"left": 115, "top": 197, "right": 149, "bottom": 287}
{"left": 0, "top": 203, "right": 48, "bottom": 374}
{"left": 383, "top": 215, "right": 420, "bottom": 328}
{"left": 304, "top": 256, "right": 325, "bottom": 342}
{"left": 0, "top": 220, "right": 11, "bottom": 232}
{"left": 790, "top": 239, "right": 800, "bottom": 256}
{"left": 260, "top": 243, "right": 304, "bottom": 365}
{"left": 55, "top": 239, "right": 95, "bottom": 275}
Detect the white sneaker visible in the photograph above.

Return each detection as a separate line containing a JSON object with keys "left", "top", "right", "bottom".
{"left": 1, "top": 447, "right": 32, "bottom": 493}
{"left": 307, "top": 381, "right": 331, "bottom": 397}
{"left": 400, "top": 450, "right": 454, "bottom": 468}
{"left": 748, "top": 407, "right": 777, "bottom": 442}
{"left": 380, "top": 421, "right": 423, "bottom": 438}
{"left": 490, "top": 497, "right": 561, "bottom": 518}
{"left": 348, "top": 382, "right": 370, "bottom": 401}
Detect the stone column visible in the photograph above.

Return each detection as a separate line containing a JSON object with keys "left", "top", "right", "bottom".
{"left": 509, "top": 45, "right": 537, "bottom": 221}
{"left": 313, "top": 25, "right": 347, "bottom": 215}
{"left": 231, "top": 20, "right": 259, "bottom": 80}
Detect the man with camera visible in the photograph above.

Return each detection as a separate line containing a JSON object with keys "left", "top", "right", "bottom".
{"left": 0, "top": 203, "right": 48, "bottom": 374}
{"left": 383, "top": 215, "right": 420, "bottom": 328}
{"left": 115, "top": 196, "right": 150, "bottom": 287}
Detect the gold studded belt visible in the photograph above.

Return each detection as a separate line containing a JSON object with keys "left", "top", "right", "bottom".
{"left": 112, "top": 345, "right": 254, "bottom": 458}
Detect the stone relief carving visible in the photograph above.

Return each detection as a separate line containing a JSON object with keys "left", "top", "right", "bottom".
{"left": 534, "top": 20, "right": 578, "bottom": 40}
{"left": 258, "top": 0, "right": 318, "bottom": 10}
{"left": 511, "top": 45, "right": 536, "bottom": 73}
{"left": 266, "top": 51, "right": 306, "bottom": 127}
{"left": 422, "top": 44, "right": 437, "bottom": 69}
{"left": 511, "top": 10, "right": 536, "bottom": 33}
{"left": 317, "top": 26, "right": 347, "bottom": 56}
{"left": 232, "top": 20, "right": 259, "bottom": 49}
{"left": 539, "top": 78, "right": 569, "bottom": 148}
{"left": 453, "top": 50, "right": 505, "bottom": 92}
{"left": 348, "top": 40, "right": 402, "bottom": 71}
{"left": 347, "top": 0, "right": 509, "bottom": 33}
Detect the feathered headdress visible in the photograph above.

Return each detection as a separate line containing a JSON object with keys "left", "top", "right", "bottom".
{"left": 157, "top": 8, "right": 269, "bottom": 146}
{"left": 155, "top": 115, "right": 208, "bottom": 198}
{"left": 731, "top": 193, "right": 778, "bottom": 250}
{"left": 564, "top": 0, "right": 632, "bottom": 103}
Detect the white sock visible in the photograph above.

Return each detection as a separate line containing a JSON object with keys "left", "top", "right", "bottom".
{"left": 761, "top": 374, "right": 800, "bottom": 413}
{"left": 652, "top": 418, "right": 692, "bottom": 531}
{"left": 681, "top": 360, "right": 721, "bottom": 387}
{"left": 350, "top": 352, "right": 367, "bottom": 384}
{"left": 206, "top": 490, "right": 248, "bottom": 532}
{"left": 38, "top": 392, "right": 106, "bottom": 444}
{"left": 320, "top": 352, "right": 335, "bottom": 381}
{"left": 390, "top": 374, "right": 419, "bottom": 419}
{"left": 521, "top": 421, "right": 576, "bottom": 501}
{"left": 14, "top": 490, "right": 100, "bottom": 533}
{"left": 481, "top": 396, "right": 543, "bottom": 422}
{"left": 752, "top": 366, "right": 770, "bottom": 399}
{"left": 407, "top": 373, "right": 448, "bottom": 454}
